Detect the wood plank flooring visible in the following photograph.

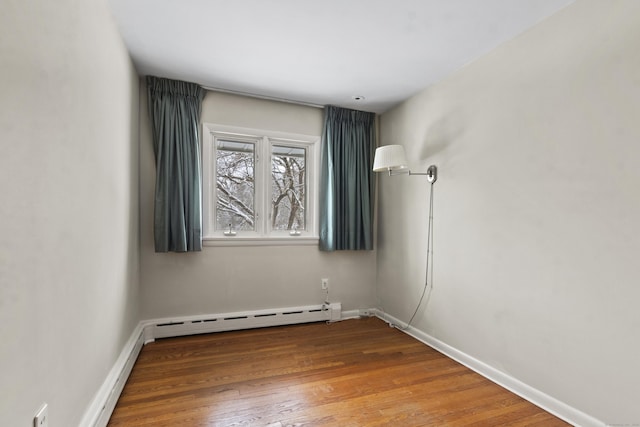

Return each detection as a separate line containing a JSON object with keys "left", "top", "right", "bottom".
{"left": 107, "top": 317, "right": 569, "bottom": 426}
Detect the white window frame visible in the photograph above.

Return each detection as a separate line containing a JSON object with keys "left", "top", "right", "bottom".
{"left": 202, "top": 123, "right": 319, "bottom": 246}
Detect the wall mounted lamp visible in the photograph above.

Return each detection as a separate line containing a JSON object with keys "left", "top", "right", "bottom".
{"left": 372, "top": 145, "right": 437, "bottom": 183}
{"left": 372, "top": 144, "right": 438, "bottom": 330}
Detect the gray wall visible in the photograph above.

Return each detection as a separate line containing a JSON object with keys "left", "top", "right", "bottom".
{"left": 4, "top": 0, "right": 637, "bottom": 424}
{"left": 0, "top": 0, "right": 140, "bottom": 425}
{"left": 378, "top": 1, "right": 640, "bottom": 424}
{"left": 139, "top": 89, "right": 377, "bottom": 319}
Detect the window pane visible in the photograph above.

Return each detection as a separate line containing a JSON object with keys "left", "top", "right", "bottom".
{"left": 215, "top": 139, "right": 255, "bottom": 231}
{"left": 271, "top": 145, "right": 306, "bottom": 231}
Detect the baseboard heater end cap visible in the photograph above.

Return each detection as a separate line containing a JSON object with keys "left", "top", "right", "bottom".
{"left": 330, "top": 302, "right": 342, "bottom": 322}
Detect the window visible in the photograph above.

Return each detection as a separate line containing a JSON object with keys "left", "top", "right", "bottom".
{"left": 271, "top": 144, "right": 306, "bottom": 232}
{"left": 203, "top": 124, "right": 319, "bottom": 244}
{"left": 215, "top": 139, "right": 256, "bottom": 232}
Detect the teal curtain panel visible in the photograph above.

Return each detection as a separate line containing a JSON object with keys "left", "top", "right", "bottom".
{"left": 319, "top": 106, "right": 376, "bottom": 251}
{"left": 147, "top": 76, "right": 205, "bottom": 252}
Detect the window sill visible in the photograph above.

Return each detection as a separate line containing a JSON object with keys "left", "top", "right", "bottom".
{"left": 203, "top": 236, "right": 319, "bottom": 247}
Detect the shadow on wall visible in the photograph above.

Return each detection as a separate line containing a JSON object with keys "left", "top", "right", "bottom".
{"left": 418, "top": 110, "right": 467, "bottom": 161}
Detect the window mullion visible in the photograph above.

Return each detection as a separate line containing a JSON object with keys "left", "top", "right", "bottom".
{"left": 261, "top": 136, "right": 270, "bottom": 237}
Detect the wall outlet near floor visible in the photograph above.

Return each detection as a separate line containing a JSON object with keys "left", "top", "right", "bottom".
{"left": 34, "top": 403, "right": 48, "bottom": 427}
{"left": 321, "top": 278, "right": 329, "bottom": 290}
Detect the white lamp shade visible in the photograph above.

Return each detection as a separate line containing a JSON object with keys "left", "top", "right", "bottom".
{"left": 372, "top": 145, "right": 409, "bottom": 172}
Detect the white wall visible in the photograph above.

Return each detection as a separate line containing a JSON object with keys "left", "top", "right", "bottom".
{"left": 0, "top": 0, "right": 140, "bottom": 426}
{"left": 378, "top": 0, "right": 640, "bottom": 424}
{"left": 139, "top": 89, "right": 376, "bottom": 319}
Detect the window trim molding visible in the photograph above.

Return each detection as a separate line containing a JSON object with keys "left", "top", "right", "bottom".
{"left": 202, "top": 236, "right": 319, "bottom": 247}
{"left": 202, "top": 123, "right": 320, "bottom": 242}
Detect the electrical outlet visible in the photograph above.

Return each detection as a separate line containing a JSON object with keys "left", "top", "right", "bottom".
{"left": 34, "top": 403, "right": 48, "bottom": 427}
{"left": 321, "top": 278, "right": 329, "bottom": 290}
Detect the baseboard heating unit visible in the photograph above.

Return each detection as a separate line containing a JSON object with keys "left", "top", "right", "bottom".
{"left": 144, "top": 303, "right": 342, "bottom": 342}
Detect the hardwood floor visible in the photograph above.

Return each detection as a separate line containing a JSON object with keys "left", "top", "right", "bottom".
{"left": 107, "top": 317, "right": 569, "bottom": 426}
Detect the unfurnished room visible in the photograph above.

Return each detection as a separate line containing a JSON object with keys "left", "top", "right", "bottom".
{"left": 1, "top": 1, "right": 639, "bottom": 426}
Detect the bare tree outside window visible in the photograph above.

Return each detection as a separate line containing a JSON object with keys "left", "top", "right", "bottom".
{"left": 215, "top": 140, "right": 307, "bottom": 233}
{"left": 271, "top": 145, "right": 306, "bottom": 231}
{"left": 215, "top": 140, "right": 255, "bottom": 231}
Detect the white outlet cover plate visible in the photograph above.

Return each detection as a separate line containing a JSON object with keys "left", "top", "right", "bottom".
{"left": 34, "top": 403, "right": 48, "bottom": 427}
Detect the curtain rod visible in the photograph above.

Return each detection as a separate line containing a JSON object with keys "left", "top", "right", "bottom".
{"left": 201, "top": 85, "right": 325, "bottom": 109}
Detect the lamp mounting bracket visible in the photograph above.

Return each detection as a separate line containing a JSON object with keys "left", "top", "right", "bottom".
{"left": 407, "top": 165, "right": 438, "bottom": 183}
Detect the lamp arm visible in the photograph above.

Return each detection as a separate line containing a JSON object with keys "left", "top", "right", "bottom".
{"left": 408, "top": 165, "right": 437, "bottom": 183}
{"left": 386, "top": 165, "right": 437, "bottom": 182}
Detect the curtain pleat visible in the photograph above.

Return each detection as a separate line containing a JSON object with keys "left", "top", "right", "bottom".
{"left": 319, "top": 106, "right": 375, "bottom": 251}
{"left": 147, "top": 76, "right": 205, "bottom": 252}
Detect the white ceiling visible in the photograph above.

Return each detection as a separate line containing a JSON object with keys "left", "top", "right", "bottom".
{"left": 108, "top": 0, "right": 574, "bottom": 113}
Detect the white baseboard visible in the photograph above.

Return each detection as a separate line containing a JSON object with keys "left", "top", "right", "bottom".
{"left": 340, "top": 309, "right": 363, "bottom": 319}
{"left": 78, "top": 323, "right": 145, "bottom": 427}
{"left": 374, "top": 309, "right": 604, "bottom": 427}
